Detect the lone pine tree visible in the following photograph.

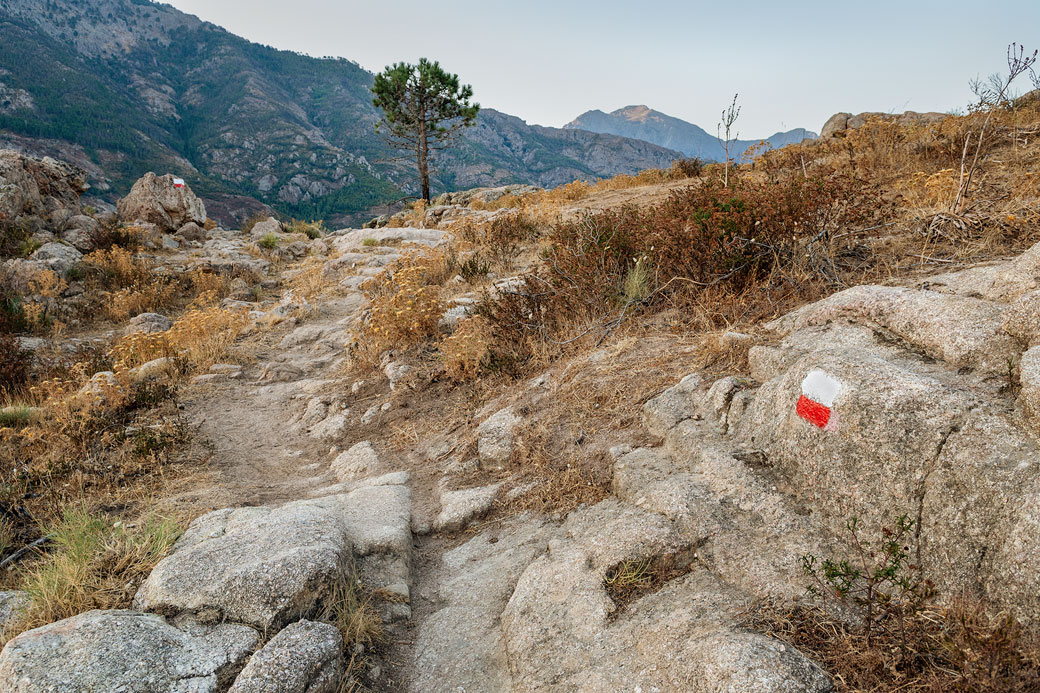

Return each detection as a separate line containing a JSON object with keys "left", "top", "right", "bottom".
{"left": 371, "top": 59, "right": 480, "bottom": 202}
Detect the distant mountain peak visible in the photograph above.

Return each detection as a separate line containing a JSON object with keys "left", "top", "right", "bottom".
{"left": 615, "top": 105, "right": 655, "bottom": 122}
{"left": 565, "top": 105, "right": 816, "bottom": 162}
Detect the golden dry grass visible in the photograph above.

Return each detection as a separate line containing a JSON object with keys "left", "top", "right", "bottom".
{"left": 2, "top": 507, "right": 183, "bottom": 646}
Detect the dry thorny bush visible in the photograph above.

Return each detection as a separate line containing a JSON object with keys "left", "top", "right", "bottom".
{"left": 746, "top": 515, "right": 1040, "bottom": 692}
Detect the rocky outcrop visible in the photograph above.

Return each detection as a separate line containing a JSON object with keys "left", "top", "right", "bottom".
{"left": 133, "top": 497, "right": 355, "bottom": 630}
{"left": 0, "top": 610, "right": 258, "bottom": 692}
{"left": 820, "top": 110, "right": 946, "bottom": 139}
{"left": 0, "top": 149, "right": 87, "bottom": 222}
{"left": 117, "top": 172, "right": 207, "bottom": 232}
{"left": 29, "top": 241, "right": 81, "bottom": 276}
{"left": 135, "top": 482, "right": 412, "bottom": 630}
{"left": 499, "top": 501, "right": 830, "bottom": 691}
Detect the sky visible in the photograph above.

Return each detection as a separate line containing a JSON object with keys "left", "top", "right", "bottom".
{"left": 163, "top": 0, "right": 1040, "bottom": 137}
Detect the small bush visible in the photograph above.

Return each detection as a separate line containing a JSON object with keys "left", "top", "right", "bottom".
{"left": 361, "top": 238, "right": 379, "bottom": 247}
{"left": 110, "top": 305, "right": 251, "bottom": 371}
{"left": 474, "top": 172, "right": 885, "bottom": 373}
{"left": 355, "top": 251, "right": 446, "bottom": 364}
{"left": 285, "top": 218, "right": 325, "bottom": 239}
{"left": 0, "top": 404, "right": 34, "bottom": 429}
{"left": 0, "top": 214, "right": 37, "bottom": 258}
{"left": 441, "top": 315, "right": 489, "bottom": 381}
{"left": 317, "top": 565, "right": 387, "bottom": 685}
{"left": 670, "top": 157, "right": 705, "bottom": 178}
{"left": 90, "top": 223, "right": 143, "bottom": 252}
{"left": 747, "top": 514, "right": 1040, "bottom": 691}
{"left": 257, "top": 232, "right": 280, "bottom": 250}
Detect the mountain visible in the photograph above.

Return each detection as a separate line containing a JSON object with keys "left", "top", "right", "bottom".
{"left": 565, "top": 105, "right": 815, "bottom": 162}
{"left": 0, "top": 1, "right": 683, "bottom": 225}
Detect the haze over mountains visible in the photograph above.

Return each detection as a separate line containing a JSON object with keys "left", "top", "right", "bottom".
{"left": 566, "top": 105, "right": 816, "bottom": 162}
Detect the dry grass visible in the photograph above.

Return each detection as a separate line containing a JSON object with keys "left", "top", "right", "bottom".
{"left": 2, "top": 507, "right": 183, "bottom": 645}
{"left": 110, "top": 305, "right": 252, "bottom": 371}
{"left": 747, "top": 597, "right": 1040, "bottom": 692}
{"left": 317, "top": 564, "right": 388, "bottom": 692}
{"left": 440, "top": 315, "right": 490, "bottom": 382}
{"left": 285, "top": 257, "right": 335, "bottom": 302}
{"left": 603, "top": 549, "right": 696, "bottom": 614}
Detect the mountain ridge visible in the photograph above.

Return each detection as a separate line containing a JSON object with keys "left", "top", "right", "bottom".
{"left": 565, "top": 104, "right": 816, "bottom": 162}
{"left": 0, "top": 0, "right": 683, "bottom": 224}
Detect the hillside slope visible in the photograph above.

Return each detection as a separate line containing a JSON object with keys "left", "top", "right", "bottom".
{"left": 566, "top": 104, "right": 815, "bottom": 161}
{"left": 0, "top": 0, "right": 682, "bottom": 223}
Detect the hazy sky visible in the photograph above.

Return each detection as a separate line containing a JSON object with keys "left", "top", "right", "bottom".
{"left": 163, "top": 0, "right": 1039, "bottom": 136}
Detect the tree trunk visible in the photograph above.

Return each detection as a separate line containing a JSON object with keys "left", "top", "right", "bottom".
{"left": 418, "top": 117, "right": 431, "bottom": 202}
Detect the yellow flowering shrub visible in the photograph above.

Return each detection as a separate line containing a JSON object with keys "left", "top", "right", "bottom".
{"left": 440, "top": 315, "right": 489, "bottom": 381}
{"left": 110, "top": 306, "right": 251, "bottom": 371}
{"left": 356, "top": 250, "right": 446, "bottom": 363}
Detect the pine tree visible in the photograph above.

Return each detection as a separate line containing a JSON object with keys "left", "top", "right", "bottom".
{"left": 371, "top": 59, "right": 479, "bottom": 202}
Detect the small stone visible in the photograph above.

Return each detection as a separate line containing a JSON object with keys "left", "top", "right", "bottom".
{"left": 435, "top": 483, "right": 503, "bottom": 532}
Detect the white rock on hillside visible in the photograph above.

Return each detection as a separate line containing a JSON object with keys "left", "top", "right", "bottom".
{"left": 330, "top": 441, "right": 381, "bottom": 482}
{"left": 477, "top": 407, "right": 521, "bottom": 468}
{"left": 435, "top": 482, "right": 503, "bottom": 532}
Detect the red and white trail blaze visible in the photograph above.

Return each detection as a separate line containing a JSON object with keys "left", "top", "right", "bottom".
{"left": 173, "top": 178, "right": 185, "bottom": 188}
{"left": 796, "top": 369, "right": 841, "bottom": 430}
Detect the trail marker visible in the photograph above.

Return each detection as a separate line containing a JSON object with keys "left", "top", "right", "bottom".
{"left": 796, "top": 369, "right": 841, "bottom": 430}
{"left": 173, "top": 178, "right": 185, "bottom": 188}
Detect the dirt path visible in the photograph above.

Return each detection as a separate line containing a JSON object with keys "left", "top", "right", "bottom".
{"left": 162, "top": 281, "right": 456, "bottom": 691}
{"left": 166, "top": 295, "right": 364, "bottom": 511}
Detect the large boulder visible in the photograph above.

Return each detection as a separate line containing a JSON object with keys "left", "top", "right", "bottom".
{"left": 134, "top": 498, "right": 354, "bottom": 631}
{"left": 248, "top": 217, "right": 282, "bottom": 239}
{"left": 117, "top": 172, "right": 206, "bottom": 232}
{"left": 135, "top": 485, "right": 412, "bottom": 631}
{"left": 0, "top": 609, "right": 258, "bottom": 692}
{"left": 734, "top": 303, "right": 1040, "bottom": 619}
{"left": 29, "top": 241, "right": 82, "bottom": 276}
{"left": 0, "top": 150, "right": 87, "bottom": 221}
{"left": 228, "top": 620, "right": 342, "bottom": 693}
{"left": 125, "top": 312, "right": 173, "bottom": 335}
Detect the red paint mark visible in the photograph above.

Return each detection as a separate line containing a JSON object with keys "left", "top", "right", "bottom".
{"left": 796, "top": 394, "right": 831, "bottom": 428}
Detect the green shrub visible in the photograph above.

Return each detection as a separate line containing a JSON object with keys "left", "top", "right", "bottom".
{"left": 257, "top": 232, "right": 280, "bottom": 250}
{"left": 285, "top": 218, "right": 325, "bottom": 239}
